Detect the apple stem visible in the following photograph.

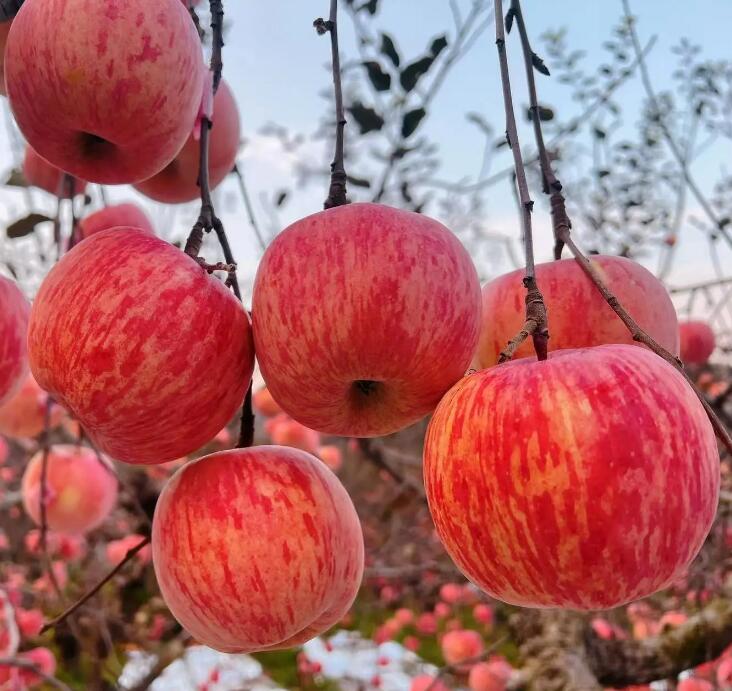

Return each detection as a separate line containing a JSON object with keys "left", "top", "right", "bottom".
{"left": 494, "top": 0, "right": 549, "bottom": 362}
{"left": 507, "top": 0, "right": 732, "bottom": 456}
{"left": 39, "top": 536, "right": 151, "bottom": 635}
{"left": 315, "top": 0, "right": 349, "bottom": 209}
{"left": 237, "top": 383, "right": 255, "bottom": 448}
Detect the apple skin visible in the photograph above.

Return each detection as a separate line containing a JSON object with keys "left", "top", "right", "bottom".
{"left": 476, "top": 256, "right": 679, "bottom": 367}
{"left": 152, "top": 446, "right": 364, "bottom": 652}
{"left": 0, "top": 20, "right": 10, "bottom": 96}
{"left": 79, "top": 203, "right": 154, "bottom": 239}
{"left": 0, "top": 276, "right": 29, "bottom": 406}
{"left": 22, "top": 445, "right": 118, "bottom": 535}
{"left": 23, "top": 146, "right": 87, "bottom": 198}
{"left": 0, "top": 374, "right": 61, "bottom": 439}
{"left": 679, "top": 320, "right": 716, "bottom": 365}
{"left": 5, "top": 0, "right": 205, "bottom": 184}
{"left": 27, "top": 228, "right": 254, "bottom": 464}
{"left": 134, "top": 79, "right": 240, "bottom": 203}
{"left": 423, "top": 344, "right": 719, "bottom": 610}
{"left": 252, "top": 202, "right": 482, "bottom": 437}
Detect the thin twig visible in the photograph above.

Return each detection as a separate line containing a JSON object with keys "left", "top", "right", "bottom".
{"left": 232, "top": 163, "right": 267, "bottom": 251}
{"left": 40, "top": 536, "right": 151, "bottom": 634}
{"left": 507, "top": 0, "right": 732, "bottom": 456}
{"left": 494, "top": 0, "right": 548, "bottom": 361}
{"left": 621, "top": 0, "right": 732, "bottom": 250}
{"left": 315, "top": 0, "right": 348, "bottom": 208}
{"left": 0, "top": 657, "right": 71, "bottom": 691}
{"left": 237, "top": 381, "right": 254, "bottom": 448}
{"left": 39, "top": 398, "right": 62, "bottom": 598}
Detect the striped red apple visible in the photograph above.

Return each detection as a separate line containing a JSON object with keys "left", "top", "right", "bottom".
{"left": 152, "top": 446, "right": 364, "bottom": 652}
{"left": 253, "top": 202, "right": 481, "bottom": 436}
{"left": 424, "top": 344, "right": 719, "bottom": 609}
{"left": 476, "top": 256, "right": 679, "bottom": 368}
{"left": 0, "top": 276, "right": 29, "bottom": 406}
{"left": 28, "top": 228, "right": 254, "bottom": 464}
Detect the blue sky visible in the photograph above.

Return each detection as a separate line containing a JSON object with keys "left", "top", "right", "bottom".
{"left": 1, "top": 0, "right": 731, "bottom": 313}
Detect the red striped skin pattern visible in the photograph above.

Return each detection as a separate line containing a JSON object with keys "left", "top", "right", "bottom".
{"left": 79, "top": 203, "right": 154, "bottom": 238}
{"left": 252, "top": 203, "right": 482, "bottom": 437}
{"left": 22, "top": 445, "right": 118, "bottom": 535}
{"left": 134, "top": 80, "right": 241, "bottom": 204}
{"left": 152, "top": 446, "right": 365, "bottom": 653}
{"left": 28, "top": 228, "right": 254, "bottom": 465}
{"left": 679, "top": 321, "right": 716, "bottom": 365}
{"left": 476, "top": 256, "right": 679, "bottom": 368}
{"left": 0, "top": 276, "right": 30, "bottom": 407}
{"left": 424, "top": 345, "right": 719, "bottom": 610}
{"left": 5, "top": 0, "right": 204, "bottom": 184}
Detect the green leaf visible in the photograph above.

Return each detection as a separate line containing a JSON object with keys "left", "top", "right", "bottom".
{"left": 380, "top": 33, "right": 400, "bottom": 67}
{"left": 362, "top": 61, "right": 391, "bottom": 91}
{"left": 6, "top": 213, "right": 53, "bottom": 239}
{"left": 348, "top": 102, "right": 385, "bottom": 134}
{"left": 400, "top": 56, "right": 434, "bottom": 92}
{"left": 401, "top": 107, "right": 426, "bottom": 138}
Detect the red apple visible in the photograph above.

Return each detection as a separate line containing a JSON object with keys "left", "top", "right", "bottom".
{"left": 317, "top": 444, "right": 343, "bottom": 472}
{"left": 0, "top": 647, "right": 56, "bottom": 688}
{"left": 106, "top": 534, "right": 151, "bottom": 565}
{"left": 677, "top": 679, "right": 713, "bottom": 691}
{"left": 0, "top": 276, "right": 29, "bottom": 406}
{"left": 134, "top": 79, "right": 240, "bottom": 203}
{"left": 28, "top": 228, "right": 254, "bottom": 464}
{"left": 270, "top": 418, "right": 320, "bottom": 454}
{"left": 424, "top": 344, "right": 719, "bottom": 609}
{"left": 0, "top": 374, "right": 61, "bottom": 439}
{"left": 79, "top": 203, "right": 154, "bottom": 239}
{"left": 22, "top": 445, "right": 118, "bottom": 534}
{"left": 22, "top": 146, "right": 86, "bottom": 198}
{"left": 252, "top": 386, "right": 283, "bottom": 418}
{"left": 0, "top": 20, "right": 10, "bottom": 96}
{"left": 469, "top": 659, "right": 513, "bottom": 691}
{"left": 152, "top": 446, "right": 364, "bottom": 652}
{"left": 440, "top": 629, "right": 484, "bottom": 668}
{"left": 5, "top": 0, "right": 205, "bottom": 184}
{"left": 410, "top": 676, "right": 449, "bottom": 691}
{"left": 252, "top": 202, "right": 481, "bottom": 436}
{"left": 679, "top": 320, "right": 716, "bottom": 365}
{"left": 476, "top": 256, "right": 679, "bottom": 367}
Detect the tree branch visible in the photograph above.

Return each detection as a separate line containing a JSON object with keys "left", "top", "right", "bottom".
{"left": 494, "top": 0, "right": 548, "bottom": 361}
{"left": 0, "top": 0, "right": 22, "bottom": 22}
{"left": 315, "top": 0, "right": 348, "bottom": 208}
{"left": 0, "top": 657, "right": 71, "bottom": 691}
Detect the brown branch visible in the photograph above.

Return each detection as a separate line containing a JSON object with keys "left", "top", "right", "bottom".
{"left": 237, "top": 380, "right": 254, "bottom": 448}
{"left": 0, "top": 657, "right": 71, "bottom": 691}
{"left": 505, "top": 0, "right": 732, "bottom": 457}
{"left": 40, "top": 535, "right": 151, "bottom": 634}
{"left": 621, "top": 0, "right": 732, "bottom": 251}
{"left": 315, "top": 0, "right": 348, "bottom": 209}
{"left": 587, "top": 598, "right": 732, "bottom": 687}
{"left": 209, "top": 0, "right": 224, "bottom": 93}
{"left": 232, "top": 163, "right": 267, "bottom": 251}
{"left": 357, "top": 439, "right": 426, "bottom": 500}
{"left": 494, "top": 0, "right": 548, "bottom": 361}
{"left": 39, "top": 398, "right": 62, "bottom": 598}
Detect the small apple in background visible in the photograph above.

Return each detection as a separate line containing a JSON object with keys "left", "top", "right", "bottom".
{"left": 469, "top": 659, "right": 514, "bottom": 691}
{"left": 106, "top": 534, "right": 151, "bottom": 565}
{"left": 134, "top": 79, "right": 240, "bottom": 203}
{"left": 317, "top": 444, "right": 343, "bottom": 472}
{"left": 252, "top": 386, "right": 283, "bottom": 417}
{"left": 270, "top": 418, "right": 320, "bottom": 454}
{"left": 152, "top": 446, "right": 364, "bottom": 652}
{"left": 0, "top": 20, "right": 11, "bottom": 96}
{"left": 679, "top": 320, "right": 716, "bottom": 365}
{"left": 22, "top": 146, "right": 87, "bottom": 198}
{"left": 5, "top": 0, "right": 205, "bottom": 184}
{"left": 0, "top": 647, "right": 56, "bottom": 688}
{"left": 440, "top": 629, "right": 484, "bottom": 669}
{"left": 79, "top": 203, "right": 154, "bottom": 239}
{"left": 476, "top": 255, "right": 679, "bottom": 368}
{"left": 410, "top": 675, "right": 449, "bottom": 691}
{"left": 28, "top": 228, "right": 254, "bottom": 464}
{"left": 0, "top": 374, "right": 61, "bottom": 439}
{"left": 424, "top": 344, "right": 719, "bottom": 610}
{"left": 253, "top": 202, "right": 482, "bottom": 437}
{"left": 22, "top": 445, "right": 118, "bottom": 535}
{"left": 0, "top": 276, "right": 30, "bottom": 406}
